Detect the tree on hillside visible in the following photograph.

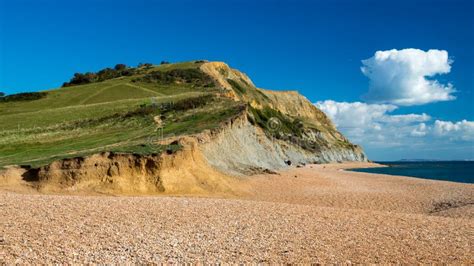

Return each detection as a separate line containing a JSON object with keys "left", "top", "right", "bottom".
{"left": 0, "top": 92, "right": 4, "bottom": 97}
{"left": 160, "top": 61, "right": 170, "bottom": 65}
{"left": 97, "top": 68, "right": 118, "bottom": 81}
{"left": 0, "top": 92, "right": 47, "bottom": 102}
{"left": 114, "top": 64, "right": 127, "bottom": 71}
{"left": 62, "top": 63, "right": 137, "bottom": 87}
{"left": 63, "top": 72, "right": 97, "bottom": 87}
{"left": 138, "top": 63, "right": 152, "bottom": 68}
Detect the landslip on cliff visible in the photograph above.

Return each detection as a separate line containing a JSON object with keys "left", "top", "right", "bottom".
{"left": 0, "top": 61, "right": 366, "bottom": 195}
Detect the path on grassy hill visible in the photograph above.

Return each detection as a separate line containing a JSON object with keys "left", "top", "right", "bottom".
{"left": 125, "top": 82, "right": 166, "bottom": 96}
{"left": 79, "top": 84, "right": 124, "bottom": 105}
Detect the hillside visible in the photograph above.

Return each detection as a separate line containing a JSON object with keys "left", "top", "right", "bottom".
{"left": 0, "top": 60, "right": 366, "bottom": 194}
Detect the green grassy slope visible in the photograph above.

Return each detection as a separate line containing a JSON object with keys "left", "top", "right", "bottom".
{"left": 0, "top": 62, "right": 241, "bottom": 168}
{"left": 0, "top": 60, "right": 362, "bottom": 169}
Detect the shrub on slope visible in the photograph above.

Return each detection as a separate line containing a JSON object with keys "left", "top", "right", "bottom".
{"left": 0, "top": 92, "right": 48, "bottom": 102}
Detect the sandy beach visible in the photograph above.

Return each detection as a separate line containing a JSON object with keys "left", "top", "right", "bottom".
{"left": 1, "top": 162, "right": 473, "bottom": 263}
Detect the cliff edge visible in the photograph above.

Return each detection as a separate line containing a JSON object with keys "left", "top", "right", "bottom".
{"left": 0, "top": 60, "right": 366, "bottom": 194}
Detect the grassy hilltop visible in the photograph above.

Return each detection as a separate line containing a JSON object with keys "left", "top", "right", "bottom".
{"left": 0, "top": 61, "right": 244, "bottom": 168}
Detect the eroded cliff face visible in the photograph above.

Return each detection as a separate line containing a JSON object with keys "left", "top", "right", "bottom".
{"left": 200, "top": 62, "right": 330, "bottom": 119}
{"left": 34, "top": 153, "right": 164, "bottom": 194}
{"left": 0, "top": 61, "right": 367, "bottom": 194}
{"left": 261, "top": 90, "right": 331, "bottom": 123}
{"left": 1, "top": 138, "right": 245, "bottom": 195}
{"left": 200, "top": 112, "right": 366, "bottom": 176}
{"left": 200, "top": 62, "right": 255, "bottom": 101}
{"left": 199, "top": 61, "right": 367, "bottom": 172}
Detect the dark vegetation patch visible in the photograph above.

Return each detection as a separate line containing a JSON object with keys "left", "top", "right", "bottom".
{"left": 239, "top": 78, "right": 249, "bottom": 86}
{"left": 162, "top": 103, "right": 245, "bottom": 136}
{"left": 248, "top": 106, "right": 304, "bottom": 137}
{"left": 247, "top": 106, "right": 328, "bottom": 152}
{"left": 255, "top": 88, "right": 270, "bottom": 100}
{"left": 168, "top": 94, "right": 215, "bottom": 111}
{"left": 141, "top": 94, "right": 215, "bottom": 113}
{"left": 68, "top": 95, "right": 217, "bottom": 129}
{"left": 133, "top": 69, "right": 215, "bottom": 88}
{"left": 0, "top": 92, "right": 48, "bottom": 102}
{"left": 165, "top": 142, "right": 182, "bottom": 155}
{"left": 62, "top": 64, "right": 139, "bottom": 87}
{"left": 227, "top": 79, "right": 247, "bottom": 95}
{"left": 218, "top": 67, "right": 228, "bottom": 76}
{"left": 226, "top": 78, "right": 270, "bottom": 106}
{"left": 137, "top": 62, "right": 153, "bottom": 68}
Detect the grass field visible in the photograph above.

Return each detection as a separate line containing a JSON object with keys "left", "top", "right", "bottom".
{"left": 0, "top": 62, "right": 240, "bottom": 168}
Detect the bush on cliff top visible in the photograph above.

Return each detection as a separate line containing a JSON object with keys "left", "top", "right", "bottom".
{"left": 0, "top": 92, "right": 48, "bottom": 102}
{"left": 133, "top": 68, "right": 214, "bottom": 88}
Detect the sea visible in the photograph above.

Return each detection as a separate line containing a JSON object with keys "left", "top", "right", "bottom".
{"left": 348, "top": 161, "right": 474, "bottom": 184}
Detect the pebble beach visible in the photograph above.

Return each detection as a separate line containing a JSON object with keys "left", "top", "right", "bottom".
{"left": 1, "top": 162, "right": 473, "bottom": 263}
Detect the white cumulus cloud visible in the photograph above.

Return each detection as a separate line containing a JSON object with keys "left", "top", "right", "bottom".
{"left": 434, "top": 120, "right": 474, "bottom": 141}
{"left": 361, "top": 48, "right": 455, "bottom": 106}
{"left": 315, "top": 100, "right": 430, "bottom": 146}
{"left": 315, "top": 100, "right": 473, "bottom": 150}
{"left": 410, "top": 123, "right": 428, "bottom": 137}
{"left": 380, "top": 113, "right": 431, "bottom": 124}
{"left": 315, "top": 100, "right": 397, "bottom": 129}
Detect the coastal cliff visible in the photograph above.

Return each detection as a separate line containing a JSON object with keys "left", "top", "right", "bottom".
{"left": 0, "top": 60, "right": 366, "bottom": 194}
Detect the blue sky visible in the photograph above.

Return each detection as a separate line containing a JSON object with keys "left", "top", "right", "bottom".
{"left": 1, "top": 0, "right": 473, "bottom": 160}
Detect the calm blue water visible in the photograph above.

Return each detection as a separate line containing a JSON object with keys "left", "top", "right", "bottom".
{"left": 348, "top": 161, "right": 474, "bottom": 184}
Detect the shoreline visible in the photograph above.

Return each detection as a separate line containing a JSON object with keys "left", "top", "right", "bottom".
{"left": 340, "top": 161, "right": 474, "bottom": 185}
